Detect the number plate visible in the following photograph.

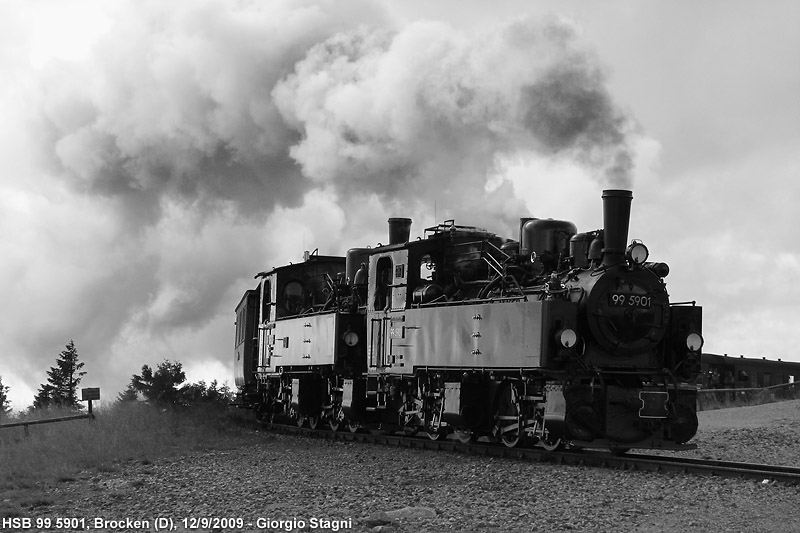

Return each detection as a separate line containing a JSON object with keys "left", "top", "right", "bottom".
{"left": 609, "top": 293, "right": 652, "bottom": 309}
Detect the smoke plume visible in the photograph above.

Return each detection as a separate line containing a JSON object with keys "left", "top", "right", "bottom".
{"left": 273, "top": 16, "right": 635, "bottom": 226}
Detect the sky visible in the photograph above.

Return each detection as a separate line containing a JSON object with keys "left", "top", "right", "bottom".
{"left": 1, "top": 0, "right": 798, "bottom": 412}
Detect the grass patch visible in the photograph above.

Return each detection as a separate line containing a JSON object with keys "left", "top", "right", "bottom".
{"left": 0, "top": 503, "right": 24, "bottom": 519}
{"left": 0, "top": 402, "right": 251, "bottom": 489}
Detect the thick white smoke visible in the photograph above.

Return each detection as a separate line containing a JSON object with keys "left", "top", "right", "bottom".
{"left": 274, "top": 16, "right": 635, "bottom": 230}
{"left": 38, "top": 0, "right": 392, "bottom": 225}
{"left": 1, "top": 0, "right": 640, "bottom": 409}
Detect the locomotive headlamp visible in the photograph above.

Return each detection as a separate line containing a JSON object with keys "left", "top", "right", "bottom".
{"left": 343, "top": 330, "right": 359, "bottom": 347}
{"left": 685, "top": 332, "right": 704, "bottom": 352}
{"left": 556, "top": 328, "right": 578, "bottom": 349}
{"left": 625, "top": 241, "right": 649, "bottom": 265}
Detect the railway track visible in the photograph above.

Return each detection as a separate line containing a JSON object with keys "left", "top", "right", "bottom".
{"left": 254, "top": 421, "right": 800, "bottom": 485}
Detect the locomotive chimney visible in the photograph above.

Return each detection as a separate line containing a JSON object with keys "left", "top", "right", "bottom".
{"left": 601, "top": 189, "right": 633, "bottom": 266}
{"left": 388, "top": 217, "right": 412, "bottom": 245}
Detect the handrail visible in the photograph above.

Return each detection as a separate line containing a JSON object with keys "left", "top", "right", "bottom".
{"left": 0, "top": 413, "right": 93, "bottom": 434}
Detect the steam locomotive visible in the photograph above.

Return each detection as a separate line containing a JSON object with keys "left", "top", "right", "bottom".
{"left": 234, "top": 190, "right": 703, "bottom": 451}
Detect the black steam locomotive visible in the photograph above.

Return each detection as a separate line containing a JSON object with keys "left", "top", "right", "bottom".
{"left": 234, "top": 190, "right": 703, "bottom": 451}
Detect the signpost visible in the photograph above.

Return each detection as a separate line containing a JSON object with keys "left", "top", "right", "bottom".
{"left": 81, "top": 387, "right": 101, "bottom": 415}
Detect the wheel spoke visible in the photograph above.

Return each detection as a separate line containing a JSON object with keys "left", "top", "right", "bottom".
{"left": 540, "top": 436, "right": 562, "bottom": 452}
{"left": 327, "top": 381, "right": 344, "bottom": 433}
{"left": 399, "top": 407, "right": 421, "bottom": 436}
{"left": 495, "top": 383, "right": 522, "bottom": 448}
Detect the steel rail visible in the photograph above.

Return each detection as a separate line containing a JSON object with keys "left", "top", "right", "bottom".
{"left": 254, "top": 421, "right": 800, "bottom": 485}
{"left": 623, "top": 454, "right": 800, "bottom": 484}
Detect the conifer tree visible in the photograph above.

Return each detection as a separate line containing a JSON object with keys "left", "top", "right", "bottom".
{"left": 130, "top": 360, "right": 186, "bottom": 405}
{"left": 33, "top": 383, "right": 55, "bottom": 410}
{"left": 33, "top": 340, "right": 87, "bottom": 410}
{"left": 116, "top": 382, "right": 139, "bottom": 403}
{"left": 0, "top": 376, "right": 11, "bottom": 418}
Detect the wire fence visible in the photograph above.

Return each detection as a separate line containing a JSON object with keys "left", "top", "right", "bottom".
{"left": 697, "top": 381, "right": 800, "bottom": 411}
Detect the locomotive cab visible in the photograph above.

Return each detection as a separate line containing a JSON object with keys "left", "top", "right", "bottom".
{"left": 255, "top": 253, "right": 365, "bottom": 375}
{"left": 240, "top": 252, "right": 368, "bottom": 426}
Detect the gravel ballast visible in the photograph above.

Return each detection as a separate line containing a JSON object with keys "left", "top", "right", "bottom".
{"left": 20, "top": 400, "right": 800, "bottom": 532}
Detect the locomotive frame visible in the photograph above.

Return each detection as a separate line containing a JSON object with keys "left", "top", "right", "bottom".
{"left": 234, "top": 189, "right": 704, "bottom": 451}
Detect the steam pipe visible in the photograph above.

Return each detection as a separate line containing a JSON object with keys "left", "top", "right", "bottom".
{"left": 601, "top": 189, "right": 633, "bottom": 266}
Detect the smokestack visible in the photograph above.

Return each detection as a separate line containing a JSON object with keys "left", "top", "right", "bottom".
{"left": 388, "top": 217, "right": 412, "bottom": 245}
{"left": 601, "top": 189, "right": 632, "bottom": 266}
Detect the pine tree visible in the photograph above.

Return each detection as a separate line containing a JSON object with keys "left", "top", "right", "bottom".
{"left": 116, "top": 382, "right": 139, "bottom": 403}
{"left": 34, "top": 340, "right": 87, "bottom": 410}
{"left": 33, "top": 383, "right": 55, "bottom": 410}
{"left": 0, "top": 376, "right": 11, "bottom": 418}
{"left": 130, "top": 360, "right": 186, "bottom": 406}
